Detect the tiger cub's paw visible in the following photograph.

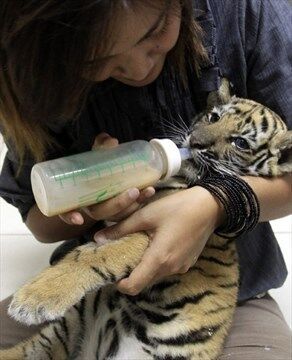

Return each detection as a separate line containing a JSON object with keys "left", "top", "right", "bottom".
{"left": 8, "top": 265, "right": 85, "bottom": 325}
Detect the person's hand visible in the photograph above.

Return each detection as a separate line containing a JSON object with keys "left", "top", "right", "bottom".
{"left": 58, "top": 133, "right": 155, "bottom": 225}
{"left": 93, "top": 186, "right": 225, "bottom": 295}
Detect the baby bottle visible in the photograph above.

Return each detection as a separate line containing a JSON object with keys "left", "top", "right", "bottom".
{"left": 31, "top": 139, "right": 190, "bottom": 217}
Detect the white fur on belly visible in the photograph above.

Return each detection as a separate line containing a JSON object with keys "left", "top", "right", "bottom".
{"left": 112, "top": 335, "right": 152, "bottom": 360}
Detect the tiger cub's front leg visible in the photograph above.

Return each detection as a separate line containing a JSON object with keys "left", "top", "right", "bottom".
{"left": 9, "top": 233, "right": 149, "bottom": 325}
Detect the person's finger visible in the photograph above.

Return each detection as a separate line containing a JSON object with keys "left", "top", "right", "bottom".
{"left": 100, "top": 137, "right": 119, "bottom": 149}
{"left": 92, "top": 133, "right": 119, "bottom": 150}
{"left": 58, "top": 211, "right": 84, "bottom": 225}
{"left": 136, "top": 187, "right": 156, "bottom": 204}
{"left": 84, "top": 188, "right": 140, "bottom": 221}
{"left": 107, "top": 187, "right": 156, "bottom": 222}
{"left": 116, "top": 249, "right": 161, "bottom": 295}
{"left": 107, "top": 202, "right": 142, "bottom": 222}
{"left": 93, "top": 205, "right": 151, "bottom": 242}
{"left": 92, "top": 132, "right": 110, "bottom": 149}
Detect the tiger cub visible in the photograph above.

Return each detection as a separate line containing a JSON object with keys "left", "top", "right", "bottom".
{"left": 1, "top": 79, "right": 291, "bottom": 360}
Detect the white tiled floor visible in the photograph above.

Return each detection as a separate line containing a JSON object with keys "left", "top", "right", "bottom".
{"left": 0, "top": 234, "right": 59, "bottom": 300}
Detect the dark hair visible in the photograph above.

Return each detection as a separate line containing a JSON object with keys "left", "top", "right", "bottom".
{"left": 0, "top": 0, "right": 207, "bottom": 165}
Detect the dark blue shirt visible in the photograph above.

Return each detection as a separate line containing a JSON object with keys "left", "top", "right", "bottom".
{"left": 0, "top": 0, "right": 291, "bottom": 301}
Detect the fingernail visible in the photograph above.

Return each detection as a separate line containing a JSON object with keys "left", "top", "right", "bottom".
{"left": 128, "top": 188, "right": 139, "bottom": 200}
{"left": 94, "top": 233, "right": 107, "bottom": 245}
{"left": 70, "top": 216, "right": 79, "bottom": 225}
{"left": 145, "top": 188, "right": 155, "bottom": 198}
{"left": 71, "top": 215, "right": 82, "bottom": 225}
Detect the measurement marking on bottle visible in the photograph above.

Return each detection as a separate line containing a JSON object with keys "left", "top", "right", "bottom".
{"left": 50, "top": 152, "right": 150, "bottom": 188}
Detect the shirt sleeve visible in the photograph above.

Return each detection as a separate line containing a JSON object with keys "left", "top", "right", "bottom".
{"left": 0, "top": 148, "right": 35, "bottom": 222}
{"left": 0, "top": 114, "right": 96, "bottom": 222}
{"left": 244, "top": 0, "right": 292, "bottom": 129}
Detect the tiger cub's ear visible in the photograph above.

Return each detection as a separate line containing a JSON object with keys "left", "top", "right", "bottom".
{"left": 271, "top": 130, "right": 292, "bottom": 175}
{"left": 206, "top": 77, "right": 232, "bottom": 111}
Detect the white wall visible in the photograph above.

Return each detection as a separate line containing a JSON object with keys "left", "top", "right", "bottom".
{"left": 0, "top": 140, "right": 291, "bottom": 328}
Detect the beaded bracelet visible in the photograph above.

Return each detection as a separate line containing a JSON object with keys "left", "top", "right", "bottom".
{"left": 195, "top": 173, "right": 260, "bottom": 238}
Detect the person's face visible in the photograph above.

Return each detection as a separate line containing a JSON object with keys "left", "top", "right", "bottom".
{"left": 89, "top": 1, "right": 181, "bottom": 87}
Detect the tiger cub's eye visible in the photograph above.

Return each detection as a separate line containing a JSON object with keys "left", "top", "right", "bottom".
{"left": 208, "top": 112, "right": 220, "bottom": 123}
{"left": 231, "top": 137, "right": 250, "bottom": 150}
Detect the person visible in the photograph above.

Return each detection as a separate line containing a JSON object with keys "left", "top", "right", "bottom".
{"left": 0, "top": 0, "right": 291, "bottom": 358}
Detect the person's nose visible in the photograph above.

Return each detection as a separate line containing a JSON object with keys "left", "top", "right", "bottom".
{"left": 112, "top": 48, "right": 155, "bottom": 81}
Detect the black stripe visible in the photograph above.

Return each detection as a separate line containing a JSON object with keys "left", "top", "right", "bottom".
{"left": 199, "top": 256, "right": 236, "bottom": 267}
{"left": 91, "top": 266, "right": 109, "bottom": 281}
{"left": 105, "top": 268, "right": 117, "bottom": 282}
{"left": 74, "top": 249, "right": 81, "bottom": 262}
{"left": 44, "top": 350, "right": 54, "bottom": 360}
{"left": 53, "top": 325, "right": 69, "bottom": 355}
{"left": 150, "top": 280, "right": 180, "bottom": 292}
{"left": 107, "top": 294, "right": 116, "bottom": 312}
{"left": 219, "top": 282, "right": 238, "bottom": 288}
{"left": 121, "top": 310, "right": 133, "bottom": 333}
{"left": 204, "top": 305, "right": 233, "bottom": 315}
{"left": 249, "top": 152, "right": 267, "bottom": 167}
{"left": 261, "top": 116, "right": 269, "bottom": 132}
{"left": 93, "top": 289, "right": 102, "bottom": 315}
{"left": 153, "top": 324, "right": 221, "bottom": 345}
{"left": 135, "top": 323, "right": 152, "bottom": 345}
{"left": 71, "top": 297, "right": 86, "bottom": 357}
{"left": 255, "top": 157, "right": 268, "bottom": 172}
{"left": 124, "top": 265, "right": 132, "bottom": 278}
{"left": 142, "top": 347, "right": 152, "bottom": 355}
{"left": 205, "top": 243, "right": 230, "bottom": 251}
{"left": 60, "top": 317, "right": 69, "bottom": 340}
{"left": 191, "top": 266, "right": 226, "bottom": 279}
{"left": 39, "top": 332, "right": 52, "bottom": 345}
{"left": 38, "top": 340, "right": 52, "bottom": 352}
{"left": 105, "top": 329, "right": 119, "bottom": 358}
{"left": 105, "top": 318, "right": 117, "bottom": 334}
{"left": 141, "top": 308, "right": 178, "bottom": 324}
{"left": 244, "top": 115, "right": 252, "bottom": 124}
{"left": 75, "top": 297, "right": 86, "bottom": 322}
{"left": 161, "top": 290, "right": 214, "bottom": 310}
{"left": 251, "top": 120, "right": 257, "bottom": 135}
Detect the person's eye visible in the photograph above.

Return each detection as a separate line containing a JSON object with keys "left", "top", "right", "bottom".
{"left": 145, "top": 16, "right": 170, "bottom": 41}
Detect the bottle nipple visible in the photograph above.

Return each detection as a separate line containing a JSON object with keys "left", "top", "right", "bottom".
{"left": 179, "top": 148, "right": 192, "bottom": 161}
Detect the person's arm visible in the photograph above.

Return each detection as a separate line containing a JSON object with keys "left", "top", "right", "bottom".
{"left": 25, "top": 204, "right": 97, "bottom": 243}
{"left": 243, "top": 174, "right": 292, "bottom": 222}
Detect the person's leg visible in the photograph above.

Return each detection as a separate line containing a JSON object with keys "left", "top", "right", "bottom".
{"left": 220, "top": 293, "right": 292, "bottom": 360}
{"left": 0, "top": 296, "right": 47, "bottom": 349}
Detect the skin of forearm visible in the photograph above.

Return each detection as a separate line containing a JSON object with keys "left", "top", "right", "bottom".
{"left": 242, "top": 174, "right": 292, "bottom": 222}
{"left": 25, "top": 204, "right": 97, "bottom": 243}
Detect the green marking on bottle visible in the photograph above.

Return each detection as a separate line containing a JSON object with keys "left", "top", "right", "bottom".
{"left": 77, "top": 181, "right": 124, "bottom": 207}
{"left": 96, "top": 190, "right": 108, "bottom": 201}
{"left": 50, "top": 148, "right": 150, "bottom": 188}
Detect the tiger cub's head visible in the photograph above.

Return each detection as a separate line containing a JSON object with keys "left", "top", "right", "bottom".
{"left": 182, "top": 79, "right": 292, "bottom": 180}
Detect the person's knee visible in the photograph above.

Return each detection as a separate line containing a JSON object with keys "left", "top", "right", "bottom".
{"left": 219, "top": 346, "right": 291, "bottom": 360}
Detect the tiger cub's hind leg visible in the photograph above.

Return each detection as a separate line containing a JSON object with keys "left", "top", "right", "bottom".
{"left": 0, "top": 318, "right": 70, "bottom": 360}
{"left": 9, "top": 233, "right": 149, "bottom": 325}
